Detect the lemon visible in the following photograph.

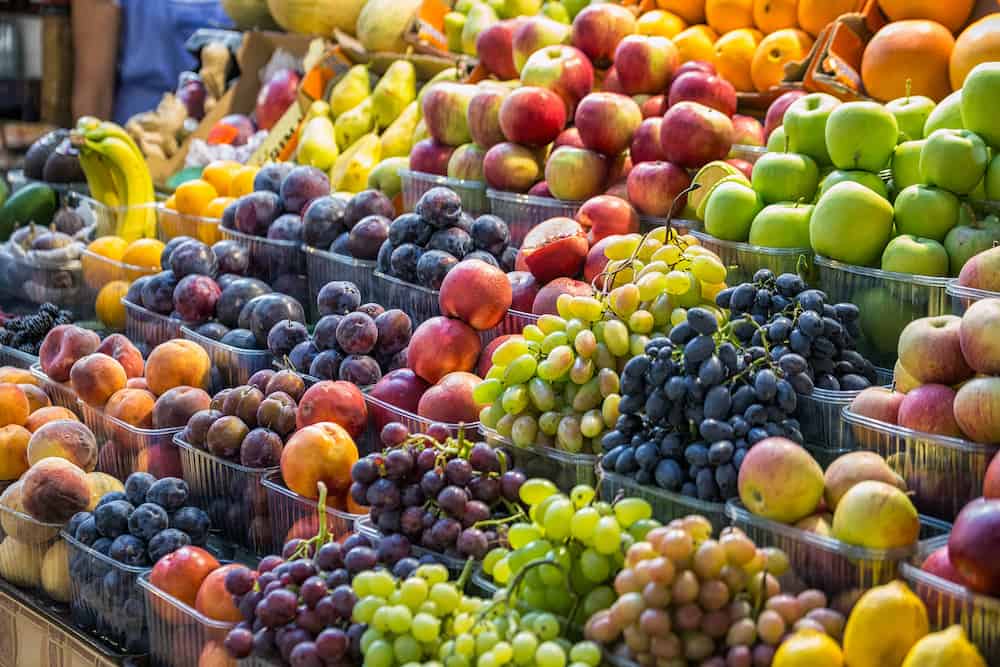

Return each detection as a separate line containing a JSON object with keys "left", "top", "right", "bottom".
{"left": 774, "top": 629, "right": 844, "bottom": 667}
{"left": 901, "top": 626, "right": 986, "bottom": 667}
{"left": 843, "top": 581, "right": 929, "bottom": 667}
{"left": 96, "top": 280, "right": 129, "bottom": 330}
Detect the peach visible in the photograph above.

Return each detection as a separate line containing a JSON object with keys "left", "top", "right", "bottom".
{"left": 70, "top": 353, "right": 127, "bottom": 407}
{"left": 198, "top": 641, "right": 235, "bottom": 667}
{"left": 407, "top": 317, "right": 482, "bottom": 384}
{"left": 150, "top": 546, "right": 220, "bottom": 609}
{"left": 24, "top": 406, "right": 78, "bottom": 433}
{"left": 0, "top": 367, "right": 38, "bottom": 386}
{"left": 126, "top": 377, "right": 151, "bottom": 391}
{"left": 0, "top": 384, "right": 30, "bottom": 427}
{"left": 195, "top": 564, "right": 243, "bottom": 622}
{"left": 0, "top": 482, "right": 59, "bottom": 543}
{"left": 0, "top": 425, "right": 30, "bottom": 480}
{"left": 418, "top": 372, "right": 488, "bottom": 423}
{"left": 439, "top": 260, "right": 513, "bottom": 331}
{"left": 145, "top": 339, "right": 211, "bottom": 396}
{"left": 86, "top": 471, "right": 124, "bottom": 511}
{"left": 96, "top": 333, "right": 145, "bottom": 378}
{"left": 296, "top": 381, "right": 368, "bottom": 439}
{"left": 21, "top": 457, "right": 91, "bottom": 523}
{"left": 18, "top": 384, "right": 50, "bottom": 413}
{"left": 105, "top": 388, "right": 156, "bottom": 429}
{"left": 39, "top": 324, "right": 100, "bottom": 382}
{"left": 152, "top": 386, "right": 212, "bottom": 429}
{"left": 27, "top": 419, "right": 99, "bottom": 471}
{"left": 281, "top": 422, "right": 359, "bottom": 499}
{"left": 532, "top": 277, "right": 593, "bottom": 315}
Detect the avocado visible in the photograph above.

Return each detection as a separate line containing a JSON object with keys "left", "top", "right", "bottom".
{"left": 42, "top": 139, "right": 86, "bottom": 183}
{"left": 0, "top": 182, "right": 57, "bottom": 241}
{"left": 23, "top": 129, "right": 68, "bottom": 180}
{"left": 0, "top": 176, "right": 7, "bottom": 208}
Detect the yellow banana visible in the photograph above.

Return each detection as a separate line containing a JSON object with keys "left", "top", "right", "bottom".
{"left": 82, "top": 135, "right": 156, "bottom": 240}
{"left": 76, "top": 146, "right": 120, "bottom": 209}
{"left": 89, "top": 121, "right": 147, "bottom": 167}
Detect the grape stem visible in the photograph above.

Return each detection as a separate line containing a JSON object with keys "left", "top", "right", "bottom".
{"left": 290, "top": 481, "right": 330, "bottom": 561}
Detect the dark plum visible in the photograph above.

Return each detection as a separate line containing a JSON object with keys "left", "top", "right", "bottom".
{"left": 212, "top": 240, "right": 249, "bottom": 275}
{"left": 170, "top": 239, "right": 218, "bottom": 278}
{"left": 388, "top": 213, "right": 432, "bottom": 246}
{"left": 172, "top": 274, "right": 221, "bottom": 323}
{"left": 221, "top": 328, "right": 261, "bottom": 350}
{"left": 247, "top": 370, "right": 275, "bottom": 394}
{"left": 316, "top": 281, "right": 361, "bottom": 316}
{"left": 206, "top": 415, "right": 249, "bottom": 459}
{"left": 313, "top": 314, "right": 343, "bottom": 351}
{"left": 125, "top": 275, "right": 150, "bottom": 305}
{"left": 416, "top": 250, "right": 457, "bottom": 289}
{"left": 427, "top": 227, "right": 473, "bottom": 259}
{"left": 240, "top": 293, "right": 306, "bottom": 346}
{"left": 124, "top": 472, "right": 156, "bottom": 507}
{"left": 128, "top": 502, "right": 169, "bottom": 540}
{"left": 253, "top": 163, "right": 294, "bottom": 194}
{"left": 279, "top": 166, "right": 330, "bottom": 214}
{"left": 195, "top": 321, "right": 229, "bottom": 340}
{"left": 94, "top": 500, "right": 134, "bottom": 538}
{"left": 302, "top": 196, "right": 348, "bottom": 249}
{"left": 185, "top": 409, "right": 222, "bottom": 448}
{"left": 141, "top": 271, "right": 179, "bottom": 314}
{"left": 415, "top": 187, "right": 462, "bottom": 228}
{"left": 455, "top": 212, "right": 474, "bottom": 233}
{"left": 288, "top": 341, "right": 320, "bottom": 372}
{"left": 339, "top": 355, "right": 383, "bottom": 385}
{"left": 471, "top": 215, "right": 510, "bottom": 255}
{"left": 264, "top": 370, "right": 305, "bottom": 401}
{"left": 267, "top": 214, "right": 303, "bottom": 242}
{"left": 270, "top": 273, "right": 309, "bottom": 308}
{"left": 389, "top": 244, "right": 423, "bottom": 282}
{"left": 309, "top": 350, "right": 344, "bottom": 380}
{"left": 109, "top": 534, "right": 148, "bottom": 566}
{"left": 335, "top": 312, "right": 378, "bottom": 355}
{"left": 75, "top": 517, "right": 99, "bottom": 545}
{"left": 170, "top": 506, "right": 210, "bottom": 545}
{"left": 234, "top": 191, "right": 282, "bottom": 236}
{"left": 357, "top": 303, "right": 384, "bottom": 319}
{"left": 95, "top": 492, "right": 128, "bottom": 508}
{"left": 146, "top": 477, "right": 189, "bottom": 510}
{"left": 373, "top": 310, "right": 412, "bottom": 355}
{"left": 216, "top": 273, "right": 241, "bottom": 289}
{"left": 500, "top": 246, "right": 517, "bottom": 272}
{"left": 256, "top": 392, "right": 297, "bottom": 437}
{"left": 347, "top": 215, "right": 390, "bottom": 260}
{"left": 345, "top": 190, "right": 395, "bottom": 229}
{"left": 160, "top": 236, "right": 195, "bottom": 270}
{"left": 67, "top": 512, "right": 91, "bottom": 540}
{"left": 330, "top": 232, "right": 351, "bottom": 256}
{"left": 464, "top": 250, "right": 499, "bottom": 267}
{"left": 221, "top": 201, "right": 238, "bottom": 230}
{"left": 376, "top": 240, "right": 394, "bottom": 273}
{"left": 147, "top": 528, "right": 191, "bottom": 562}
{"left": 267, "top": 320, "right": 310, "bottom": 358}
{"left": 240, "top": 428, "right": 284, "bottom": 468}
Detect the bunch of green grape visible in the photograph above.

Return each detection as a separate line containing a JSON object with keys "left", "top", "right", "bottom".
{"left": 480, "top": 479, "right": 659, "bottom": 627}
{"left": 474, "top": 227, "right": 729, "bottom": 454}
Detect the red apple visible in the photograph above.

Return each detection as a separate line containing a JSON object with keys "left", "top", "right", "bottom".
{"left": 584, "top": 236, "right": 616, "bottom": 287}
{"left": 508, "top": 272, "right": 540, "bottom": 312}
{"left": 984, "top": 449, "right": 1000, "bottom": 499}
{"left": 576, "top": 195, "right": 639, "bottom": 244}
{"left": 575, "top": 92, "right": 643, "bottom": 156}
{"left": 528, "top": 181, "right": 552, "bottom": 197}
{"left": 521, "top": 217, "right": 589, "bottom": 283}
{"left": 921, "top": 545, "right": 969, "bottom": 586}
{"left": 640, "top": 95, "right": 667, "bottom": 118}
{"left": 512, "top": 16, "right": 571, "bottom": 74}
{"left": 898, "top": 315, "right": 973, "bottom": 386}
{"left": 532, "top": 277, "right": 593, "bottom": 315}
{"left": 604, "top": 181, "right": 629, "bottom": 200}
{"left": 606, "top": 152, "right": 632, "bottom": 185}
{"left": 570, "top": 3, "right": 637, "bottom": 69}
{"left": 545, "top": 146, "right": 609, "bottom": 201}
{"left": 476, "top": 20, "right": 522, "bottom": 81}
{"left": 660, "top": 101, "right": 734, "bottom": 169}
{"left": 521, "top": 45, "right": 595, "bottom": 117}
{"left": 949, "top": 497, "right": 1000, "bottom": 594}
{"left": 897, "top": 384, "right": 963, "bottom": 437}
{"left": 959, "top": 298, "right": 1000, "bottom": 375}
{"left": 613, "top": 35, "right": 680, "bottom": 95}
{"left": 483, "top": 142, "right": 543, "bottom": 192}
{"left": 848, "top": 387, "right": 905, "bottom": 425}
{"left": 602, "top": 67, "right": 624, "bottom": 94}
{"left": 726, "top": 158, "right": 754, "bottom": 180}
{"left": 499, "top": 87, "right": 567, "bottom": 147}
{"left": 409, "top": 139, "right": 456, "bottom": 176}
{"left": 731, "top": 114, "right": 765, "bottom": 146}
{"left": 676, "top": 60, "right": 716, "bottom": 77}
{"left": 764, "top": 90, "right": 806, "bottom": 140}
{"left": 418, "top": 372, "right": 485, "bottom": 423}
{"left": 954, "top": 378, "right": 1000, "bottom": 444}
{"left": 422, "top": 82, "right": 478, "bottom": 147}
{"left": 255, "top": 69, "right": 300, "bottom": 131}
{"left": 627, "top": 161, "right": 692, "bottom": 217}
{"left": 554, "top": 127, "right": 585, "bottom": 149}
{"left": 630, "top": 117, "right": 666, "bottom": 164}
{"left": 667, "top": 71, "right": 738, "bottom": 117}
{"left": 467, "top": 86, "right": 510, "bottom": 149}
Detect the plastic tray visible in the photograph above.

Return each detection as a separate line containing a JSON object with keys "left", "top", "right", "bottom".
{"left": 81, "top": 247, "right": 159, "bottom": 292}
{"left": 599, "top": 470, "right": 728, "bottom": 534}
{"left": 220, "top": 226, "right": 304, "bottom": 285}
{"left": 842, "top": 407, "right": 998, "bottom": 522}
{"left": 63, "top": 530, "right": 149, "bottom": 654}
{"left": 181, "top": 325, "right": 272, "bottom": 388}
{"left": 901, "top": 535, "right": 1000, "bottom": 665}
{"left": 486, "top": 189, "right": 582, "bottom": 247}
{"left": 66, "top": 195, "right": 163, "bottom": 240}
{"left": 157, "top": 205, "right": 221, "bottom": 245}
{"left": 0, "top": 502, "right": 62, "bottom": 597}
{"left": 947, "top": 279, "right": 998, "bottom": 316}
{"left": 261, "top": 471, "right": 360, "bottom": 556}
{"left": 122, "top": 298, "right": 190, "bottom": 351}
{"left": 365, "top": 389, "right": 480, "bottom": 443}
{"left": 137, "top": 571, "right": 236, "bottom": 667}
{"left": 372, "top": 270, "right": 440, "bottom": 327}
{"left": 482, "top": 426, "right": 597, "bottom": 491}
{"left": 728, "top": 144, "right": 767, "bottom": 163}
{"left": 0, "top": 345, "right": 38, "bottom": 370}
{"left": 78, "top": 400, "right": 184, "bottom": 481}
{"left": 689, "top": 230, "right": 811, "bottom": 286}
{"left": 304, "top": 245, "right": 379, "bottom": 321}
{"left": 29, "top": 363, "right": 80, "bottom": 415}
{"left": 795, "top": 366, "right": 893, "bottom": 451}
{"left": 0, "top": 245, "right": 93, "bottom": 319}
{"left": 814, "top": 255, "right": 950, "bottom": 367}
{"left": 725, "top": 499, "right": 951, "bottom": 597}
{"left": 174, "top": 435, "right": 275, "bottom": 555}
{"left": 479, "top": 308, "right": 538, "bottom": 346}
{"left": 400, "top": 168, "right": 489, "bottom": 217}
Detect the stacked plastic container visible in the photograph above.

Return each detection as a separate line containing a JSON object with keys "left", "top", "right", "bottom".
{"left": 690, "top": 231, "right": 811, "bottom": 286}
{"left": 78, "top": 400, "right": 182, "bottom": 482}
{"left": 372, "top": 271, "right": 441, "bottom": 327}
{"left": 220, "top": 226, "right": 304, "bottom": 285}
{"left": 481, "top": 427, "right": 597, "bottom": 491}
{"left": 181, "top": 325, "right": 272, "bottom": 388}
{"left": 795, "top": 367, "right": 893, "bottom": 452}
{"left": 262, "top": 471, "right": 359, "bottom": 555}
{"left": 30, "top": 363, "right": 80, "bottom": 415}
{"left": 947, "top": 279, "right": 998, "bottom": 316}
{"left": 157, "top": 205, "right": 221, "bottom": 245}
{"left": 122, "top": 299, "right": 190, "bottom": 350}
{"left": 600, "top": 470, "right": 728, "bottom": 533}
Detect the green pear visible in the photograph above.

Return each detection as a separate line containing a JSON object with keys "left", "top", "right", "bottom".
{"left": 368, "top": 157, "right": 409, "bottom": 199}
{"left": 328, "top": 65, "right": 370, "bottom": 118}
{"left": 330, "top": 133, "right": 382, "bottom": 194}
{"left": 454, "top": 0, "right": 477, "bottom": 12}
{"left": 462, "top": 3, "right": 498, "bottom": 56}
{"left": 923, "top": 90, "right": 963, "bottom": 136}
{"left": 304, "top": 100, "right": 331, "bottom": 123}
{"left": 297, "top": 116, "right": 339, "bottom": 171}
{"left": 334, "top": 97, "right": 375, "bottom": 151}
{"left": 541, "top": 1, "right": 570, "bottom": 22}
{"left": 372, "top": 60, "right": 417, "bottom": 130}
{"left": 381, "top": 101, "right": 421, "bottom": 159}
{"left": 418, "top": 68, "right": 459, "bottom": 105}
{"left": 444, "top": 12, "right": 466, "bottom": 53}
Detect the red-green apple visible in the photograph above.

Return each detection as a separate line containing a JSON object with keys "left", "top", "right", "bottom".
{"left": 660, "top": 101, "right": 734, "bottom": 169}
{"left": 894, "top": 359, "right": 921, "bottom": 393}
{"left": 498, "top": 86, "right": 567, "bottom": 147}
{"left": 890, "top": 139, "right": 926, "bottom": 191}
{"left": 987, "top": 154, "right": 1000, "bottom": 201}
{"left": 948, "top": 497, "right": 1000, "bottom": 593}
{"left": 575, "top": 195, "right": 639, "bottom": 244}
{"left": 825, "top": 101, "right": 898, "bottom": 173}
{"left": 676, "top": 60, "right": 716, "bottom": 76}
{"left": 886, "top": 94, "right": 936, "bottom": 141}
{"left": 604, "top": 181, "right": 628, "bottom": 200}
{"left": 704, "top": 180, "right": 763, "bottom": 241}
{"left": 544, "top": 146, "right": 608, "bottom": 201}
{"left": 920, "top": 129, "right": 989, "bottom": 195}
{"left": 957, "top": 244, "right": 1000, "bottom": 291}
{"left": 849, "top": 386, "right": 905, "bottom": 425}
{"left": 818, "top": 169, "right": 888, "bottom": 200}
{"left": 763, "top": 90, "right": 806, "bottom": 140}
{"left": 447, "top": 143, "right": 487, "bottom": 182}
{"left": 809, "top": 182, "right": 893, "bottom": 266}
{"left": 421, "top": 83, "right": 478, "bottom": 146}
{"left": 467, "top": 86, "right": 510, "bottom": 149}
{"left": 897, "top": 314, "right": 972, "bottom": 386}
{"left": 737, "top": 436, "right": 824, "bottom": 524}
{"left": 602, "top": 67, "right": 624, "bottom": 94}
{"left": 750, "top": 151, "right": 819, "bottom": 204}
{"left": 476, "top": 20, "right": 522, "bottom": 80}
{"left": 512, "top": 17, "right": 571, "bottom": 73}
{"left": 554, "top": 127, "right": 584, "bottom": 149}
{"left": 748, "top": 203, "right": 812, "bottom": 248}
{"left": 783, "top": 92, "right": 840, "bottom": 165}
{"left": 606, "top": 151, "right": 632, "bottom": 184}
{"left": 881, "top": 234, "right": 950, "bottom": 277}
{"left": 924, "top": 90, "right": 963, "bottom": 135}
{"left": 613, "top": 35, "right": 679, "bottom": 95}
{"left": 409, "top": 138, "right": 456, "bottom": 176}
{"left": 897, "top": 384, "right": 963, "bottom": 437}
{"left": 575, "top": 92, "right": 643, "bottom": 156}
{"left": 626, "top": 161, "right": 692, "bottom": 217}
{"left": 667, "top": 72, "right": 737, "bottom": 117}
{"left": 726, "top": 158, "right": 754, "bottom": 181}
{"left": 892, "top": 185, "right": 959, "bottom": 242}
{"left": 731, "top": 115, "right": 764, "bottom": 146}
{"left": 520, "top": 45, "right": 594, "bottom": 116}
{"left": 959, "top": 298, "right": 1000, "bottom": 375}
{"left": 570, "top": 3, "right": 636, "bottom": 68}
{"left": 954, "top": 378, "right": 1000, "bottom": 444}
{"left": 960, "top": 62, "right": 1000, "bottom": 149}
{"left": 630, "top": 117, "right": 665, "bottom": 164}
{"left": 946, "top": 213, "right": 1000, "bottom": 276}
{"left": 483, "top": 142, "right": 542, "bottom": 192}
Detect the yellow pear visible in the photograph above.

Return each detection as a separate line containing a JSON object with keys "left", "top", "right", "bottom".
{"left": 330, "top": 133, "right": 382, "bottom": 193}
{"left": 901, "top": 626, "right": 986, "bottom": 667}
{"left": 831, "top": 480, "right": 919, "bottom": 549}
{"left": 462, "top": 3, "right": 498, "bottom": 56}
{"left": 381, "top": 101, "right": 421, "bottom": 158}
{"left": 372, "top": 60, "right": 417, "bottom": 130}
{"left": 843, "top": 581, "right": 929, "bottom": 667}
{"left": 824, "top": 451, "right": 907, "bottom": 510}
{"left": 334, "top": 97, "right": 374, "bottom": 152}
{"left": 412, "top": 118, "right": 430, "bottom": 145}
{"left": 445, "top": 12, "right": 466, "bottom": 53}
{"left": 328, "top": 65, "right": 370, "bottom": 118}
{"left": 303, "top": 100, "right": 330, "bottom": 124}
{"left": 297, "top": 116, "right": 339, "bottom": 171}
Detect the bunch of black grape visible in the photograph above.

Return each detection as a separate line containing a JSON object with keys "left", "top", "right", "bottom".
{"left": 716, "top": 269, "right": 878, "bottom": 392}
{"left": 601, "top": 305, "right": 804, "bottom": 503}
{"left": 350, "top": 431, "right": 526, "bottom": 560}
{"left": 0, "top": 302, "right": 73, "bottom": 354}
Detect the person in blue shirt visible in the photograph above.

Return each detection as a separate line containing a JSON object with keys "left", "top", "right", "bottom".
{"left": 71, "top": 0, "right": 233, "bottom": 124}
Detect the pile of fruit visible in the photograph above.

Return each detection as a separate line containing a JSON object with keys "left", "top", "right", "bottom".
{"left": 301, "top": 189, "right": 395, "bottom": 261}
{"left": 0, "top": 303, "right": 74, "bottom": 356}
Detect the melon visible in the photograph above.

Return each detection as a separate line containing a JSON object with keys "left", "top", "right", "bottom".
{"left": 267, "top": 0, "right": 365, "bottom": 36}
{"left": 222, "top": 0, "right": 280, "bottom": 30}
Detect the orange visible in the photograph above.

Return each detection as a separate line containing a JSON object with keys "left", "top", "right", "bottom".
{"left": 753, "top": 0, "right": 798, "bottom": 33}
{"left": 797, "top": 0, "right": 861, "bottom": 37}
{"left": 655, "top": 0, "right": 705, "bottom": 24}
{"left": 96, "top": 281, "right": 129, "bottom": 330}
{"left": 163, "top": 194, "right": 177, "bottom": 211}
{"left": 200, "top": 160, "right": 242, "bottom": 197}
{"left": 174, "top": 179, "right": 219, "bottom": 217}
{"left": 877, "top": 0, "right": 974, "bottom": 34}
{"left": 714, "top": 28, "right": 763, "bottom": 92}
{"left": 673, "top": 24, "right": 719, "bottom": 62}
{"left": 204, "top": 196, "right": 236, "bottom": 220}
{"left": 950, "top": 13, "right": 1000, "bottom": 88}
{"left": 82, "top": 236, "right": 128, "bottom": 289}
{"left": 751, "top": 28, "right": 814, "bottom": 91}
{"left": 120, "top": 238, "right": 165, "bottom": 280}
{"left": 230, "top": 165, "right": 258, "bottom": 197}
{"left": 861, "top": 20, "right": 954, "bottom": 102}
{"left": 706, "top": 0, "right": 753, "bottom": 33}
{"left": 638, "top": 10, "right": 688, "bottom": 38}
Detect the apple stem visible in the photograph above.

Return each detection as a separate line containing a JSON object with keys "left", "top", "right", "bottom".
{"left": 904, "top": 78, "right": 912, "bottom": 102}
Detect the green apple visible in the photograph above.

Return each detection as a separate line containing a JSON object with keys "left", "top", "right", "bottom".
{"left": 924, "top": 90, "right": 963, "bottom": 136}
{"left": 856, "top": 287, "right": 923, "bottom": 364}
{"left": 766, "top": 126, "right": 786, "bottom": 153}
{"left": 920, "top": 129, "right": 989, "bottom": 195}
{"left": 944, "top": 213, "right": 1000, "bottom": 275}
{"left": 540, "top": 1, "right": 570, "bottom": 22}
{"left": 892, "top": 185, "right": 959, "bottom": 242}
{"left": 890, "top": 140, "right": 925, "bottom": 192}
{"left": 749, "top": 203, "right": 813, "bottom": 248}
{"left": 750, "top": 152, "right": 819, "bottom": 204}
{"left": 810, "top": 181, "right": 894, "bottom": 266}
{"left": 783, "top": 93, "right": 840, "bottom": 166}
{"left": 367, "top": 156, "right": 409, "bottom": 199}
{"left": 880, "top": 234, "right": 950, "bottom": 276}
{"left": 986, "top": 154, "right": 1000, "bottom": 201}
{"left": 818, "top": 169, "right": 888, "bottom": 200}
{"left": 886, "top": 94, "right": 936, "bottom": 141}
{"left": 825, "top": 101, "right": 899, "bottom": 173}
{"left": 960, "top": 62, "right": 1000, "bottom": 149}
{"left": 703, "top": 181, "right": 764, "bottom": 242}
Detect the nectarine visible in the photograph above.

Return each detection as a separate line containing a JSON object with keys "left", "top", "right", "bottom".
{"left": 439, "top": 259, "right": 513, "bottom": 331}
{"left": 407, "top": 317, "right": 482, "bottom": 384}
